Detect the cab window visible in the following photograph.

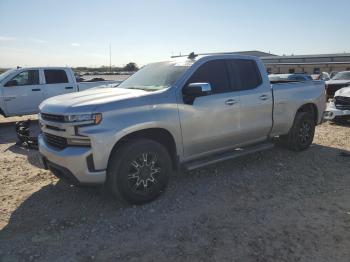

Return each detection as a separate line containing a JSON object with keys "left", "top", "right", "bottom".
{"left": 227, "top": 59, "right": 262, "bottom": 90}
{"left": 5, "top": 70, "right": 39, "bottom": 87}
{"left": 186, "top": 60, "right": 231, "bottom": 94}
{"left": 44, "top": 69, "right": 68, "bottom": 84}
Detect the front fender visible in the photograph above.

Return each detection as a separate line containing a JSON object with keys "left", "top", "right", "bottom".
{"left": 83, "top": 121, "right": 181, "bottom": 171}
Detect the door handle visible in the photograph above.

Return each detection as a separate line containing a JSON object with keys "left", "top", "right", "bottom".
{"left": 32, "top": 88, "right": 41, "bottom": 91}
{"left": 225, "top": 99, "right": 238, "bottom": 105}
{"left": 65, "top": 86, "right": 73, "bottom": 89}
{"left": 259, "top": 95, "right": 269, "bottom": 100}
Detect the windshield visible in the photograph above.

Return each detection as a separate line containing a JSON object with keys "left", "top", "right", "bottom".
{"left": 332, "top": 71, "right": 350, "bottom": 80}
{"left": 118, "top": 61, "right": 191, "bottom": 91}
{"left": 0, "top": 69, "right": 15, "bottom": 82}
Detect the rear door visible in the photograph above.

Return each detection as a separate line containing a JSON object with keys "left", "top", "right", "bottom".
{"left": 178, "top": 59, "right": 241, "bottom": 159}
{"left": 2, "top": 69, "right": 43, "bottom": 115}
{"left": 227, "top": 59, "right": 273, "bottom": 144}
{"left": 43, "top": 69, "right": 76, "bottom": 99}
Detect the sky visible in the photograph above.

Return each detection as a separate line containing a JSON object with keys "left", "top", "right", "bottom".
{"left": 0, "top": 0, "right": 349, "bottom": 68}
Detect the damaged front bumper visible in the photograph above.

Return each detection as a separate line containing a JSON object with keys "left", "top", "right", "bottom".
{"left": 324, "top": 101, "right": 350, "bottom": 120}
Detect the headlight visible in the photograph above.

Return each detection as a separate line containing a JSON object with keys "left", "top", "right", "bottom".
{"left": 64, "top": 113, "right": 102, "bottom": 125}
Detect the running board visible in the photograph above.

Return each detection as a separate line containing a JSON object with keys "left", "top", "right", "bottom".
{"left": 183, "top": 142, "right": 274, "bottom": 171}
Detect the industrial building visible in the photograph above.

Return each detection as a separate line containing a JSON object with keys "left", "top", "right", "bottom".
{"left": 173, "top": 50, "right": 350, "bottom": 75}
{"left": 221, "top": 51, "right": 350, "bottom": 74}
{"left": 260, "top": 53, "right": 350, "bottom": 75}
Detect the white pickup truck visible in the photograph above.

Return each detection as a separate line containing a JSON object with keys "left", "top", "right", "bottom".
{"left": 0, "top": 67, "right": 121, "bottom": 117}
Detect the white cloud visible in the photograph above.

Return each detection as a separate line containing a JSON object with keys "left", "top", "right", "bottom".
{"left": 0, "top": 36, "right": 16, "bottom": 41}
{"left": 71, "top": 43, "right": 80, "bottom": 47}
{"left": 0, "top": 36, "right": 48, "bottom": 44}
{"left": 28, "top": 38, "right": 48, "bottom": 44}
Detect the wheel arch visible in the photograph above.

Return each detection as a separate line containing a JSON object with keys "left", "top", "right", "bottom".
{"left": 0, "top": 106, "right": 5, "bottom": 117}
{"left": 108, "top": 127, "right": 179, "bottom": 170}
{"left": 295, "top": 103, "right": 318, "bottom": 125}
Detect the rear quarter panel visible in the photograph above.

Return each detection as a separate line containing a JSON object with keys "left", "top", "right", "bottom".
{"left": 271, "top": 81, "right": 326, "bottom": 136}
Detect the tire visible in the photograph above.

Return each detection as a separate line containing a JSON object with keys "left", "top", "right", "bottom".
{"left": 107, "top": 139, "right": 172, "bottom": 205}
{"left": 279, "top": 112, "right": 315, "bottom": 151}
{"left": 331, "top": 117, "right": 349, "bottom": 125}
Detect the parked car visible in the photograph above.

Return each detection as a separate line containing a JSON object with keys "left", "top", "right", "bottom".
{"left": 324, "top": 86, "right": 350, "bottom": 123}
{"left": 269, "top": 73, "right": 313, "bottom": 82}
{"left": 38, "top": 54, "right": 326, "bottom": 204}
{"left": 321, "top": 72, "right": 331, "bottom": 81}
{"left": 312, "top": 72, "right": 330, "bottom": 81}
{"left": 325, "top": 71, "right": 350, "bottom": 99}
{"left": 0, "top": 67, "right": 122, "bottom": 117}
{"left": 330, "top": 71, "right": 338, "bottom": 79}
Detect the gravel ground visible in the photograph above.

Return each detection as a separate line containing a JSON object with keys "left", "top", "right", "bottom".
{"left": 1, "top": 120, "right": 350, "bottom": 262}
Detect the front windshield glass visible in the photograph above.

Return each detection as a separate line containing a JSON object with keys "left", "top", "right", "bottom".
{"left": 118, "top": 61, "right": 191, "bottom": 91}
{"left": 0, "top": 69, "right": 15, "bottom": 82}
{"left": 332, "top": 71, "right": 350, "bottom": 80}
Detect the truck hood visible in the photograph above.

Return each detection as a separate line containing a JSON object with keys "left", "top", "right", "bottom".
{"left": 39, "top": 87, "right": 148, "bottom": 114}
{"left": 326, "top": 79, "right": 350, "bottom": 85}
{"left": 335, "top": 86, "right": 350, "bottom": 97}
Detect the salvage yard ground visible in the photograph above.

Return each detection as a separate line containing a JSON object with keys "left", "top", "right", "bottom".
{"left": 0, "top": 117, "right": 350, "bottom": 262}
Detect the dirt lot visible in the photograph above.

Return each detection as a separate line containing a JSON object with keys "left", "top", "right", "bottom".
{"left": 1, "top": 119, "right": 350, "bottom": 262}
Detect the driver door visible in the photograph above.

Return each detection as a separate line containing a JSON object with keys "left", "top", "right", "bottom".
{"left": 3, "top": 69, "right": 44, "bottom": 116}
{"left": 178, "top": 59, "right": 241, "bottom": 160}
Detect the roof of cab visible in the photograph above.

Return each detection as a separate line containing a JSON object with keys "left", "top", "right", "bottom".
{"left": 12, "top": 66, "right": 71, "bottom": 70}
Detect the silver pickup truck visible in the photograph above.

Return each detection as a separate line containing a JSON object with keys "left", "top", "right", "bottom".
{"left": 38, "top": 54, "right": 326, "bottom": 204}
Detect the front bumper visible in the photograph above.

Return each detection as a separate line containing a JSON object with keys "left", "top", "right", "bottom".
{"left": 324, "top": 102, "right": 350, "bottom": 120}
{"left": 39, "top": 134, "right": 106, "bottom": 185}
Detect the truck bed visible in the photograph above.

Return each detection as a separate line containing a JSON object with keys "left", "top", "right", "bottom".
{"left": 270, "top": 80, "right": 326, "bottom": 136}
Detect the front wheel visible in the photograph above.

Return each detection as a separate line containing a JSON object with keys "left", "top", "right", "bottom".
{"left": 279, "top": 112, "right": 315, "bottom": 151}
{"left": 107, "top": 139, "right": 172, "bottom": 205}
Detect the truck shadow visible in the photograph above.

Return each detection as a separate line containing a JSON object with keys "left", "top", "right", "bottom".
{"left": 5, "top": 144, "right": 43, "bottom": 168}
{"left": 1, "top": 143, "right": 350, "bottom": 259}
{"left": 329, "top": 120, "right": 350, "bottom": 127}
{"left": 0, "top": 121, "right": 42, "bottom": 168}
{"left": 0, "top": 120, "right": 39, "bottom": 145}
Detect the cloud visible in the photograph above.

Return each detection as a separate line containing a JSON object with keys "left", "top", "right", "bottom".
{"left": 71, "top": 43, "right": 80, "bottom": 47}
{"left": 0, "top": 36, "right": 48, "bottom": 44}
{"left": 0, "top": 36, "right": 16, "bottom": 41}
{"left": 28, "top": 38, "right": 48, "bottom": 44}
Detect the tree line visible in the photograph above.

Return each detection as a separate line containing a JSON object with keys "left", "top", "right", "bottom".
{"left": 74, "top": 62, "right": 138, "bottom": 73}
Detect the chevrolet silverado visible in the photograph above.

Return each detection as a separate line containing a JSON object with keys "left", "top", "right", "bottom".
{"left": 38, "top": 54, "right": 326, "bottom": 204}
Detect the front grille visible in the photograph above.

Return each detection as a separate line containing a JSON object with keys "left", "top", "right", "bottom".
{"left": 335, "top": 96, "right": 350, "bottom": 110}
{"left": 43, "top": 132, "right": 68, "bottom": 149}
{"left": 326, "top": 84, "right": 350, "bottom": 97}
{"left": 41, "top": 113, "right": 65, "bottom": 122}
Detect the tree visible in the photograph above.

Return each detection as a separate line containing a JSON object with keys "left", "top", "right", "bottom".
{"left": 123, "top": 62, "right": 138, "bottom": 72}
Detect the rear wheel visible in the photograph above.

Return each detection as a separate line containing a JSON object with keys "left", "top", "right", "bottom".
{"left": 107, "top": 139, "right": 172, "bottom": 205}
{"left": 331, "top": 117, "right": 350, "bottom": 125}
{"left": 279, "top": 112, "right": 315, "bottom": 151}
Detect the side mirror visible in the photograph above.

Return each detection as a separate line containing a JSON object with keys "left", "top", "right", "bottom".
{"left": 182, "top": 82, "right": 212, "bottom": 97}
{"left": 5, "top": 79, "right": 18, "bottom": 87}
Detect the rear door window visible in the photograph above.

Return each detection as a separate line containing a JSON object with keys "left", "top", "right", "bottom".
{"left": 186, "top": 60, "right": 231, "bottom": 94}
{"left": 44, "top": 69, "right": 68, "bottom": 84}
{"left": 228, "top": 59, "right": 262, "bottom": 90}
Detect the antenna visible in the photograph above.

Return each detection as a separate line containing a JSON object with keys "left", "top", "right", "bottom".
{"left": 188, "top": 52, "right": 198, "bottom": 59}
{"left": 109, "top": 43, "right": 112, "bottom": 73}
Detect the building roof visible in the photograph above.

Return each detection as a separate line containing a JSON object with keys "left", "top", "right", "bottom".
{"left": 261, "top": 52, "right": 350, "bottom": 60}
{"left": 222, "top": 50, "right": 277, "bottom": 57}
{"left": 171, "top": 50, "right": 276, "bottom": 58}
